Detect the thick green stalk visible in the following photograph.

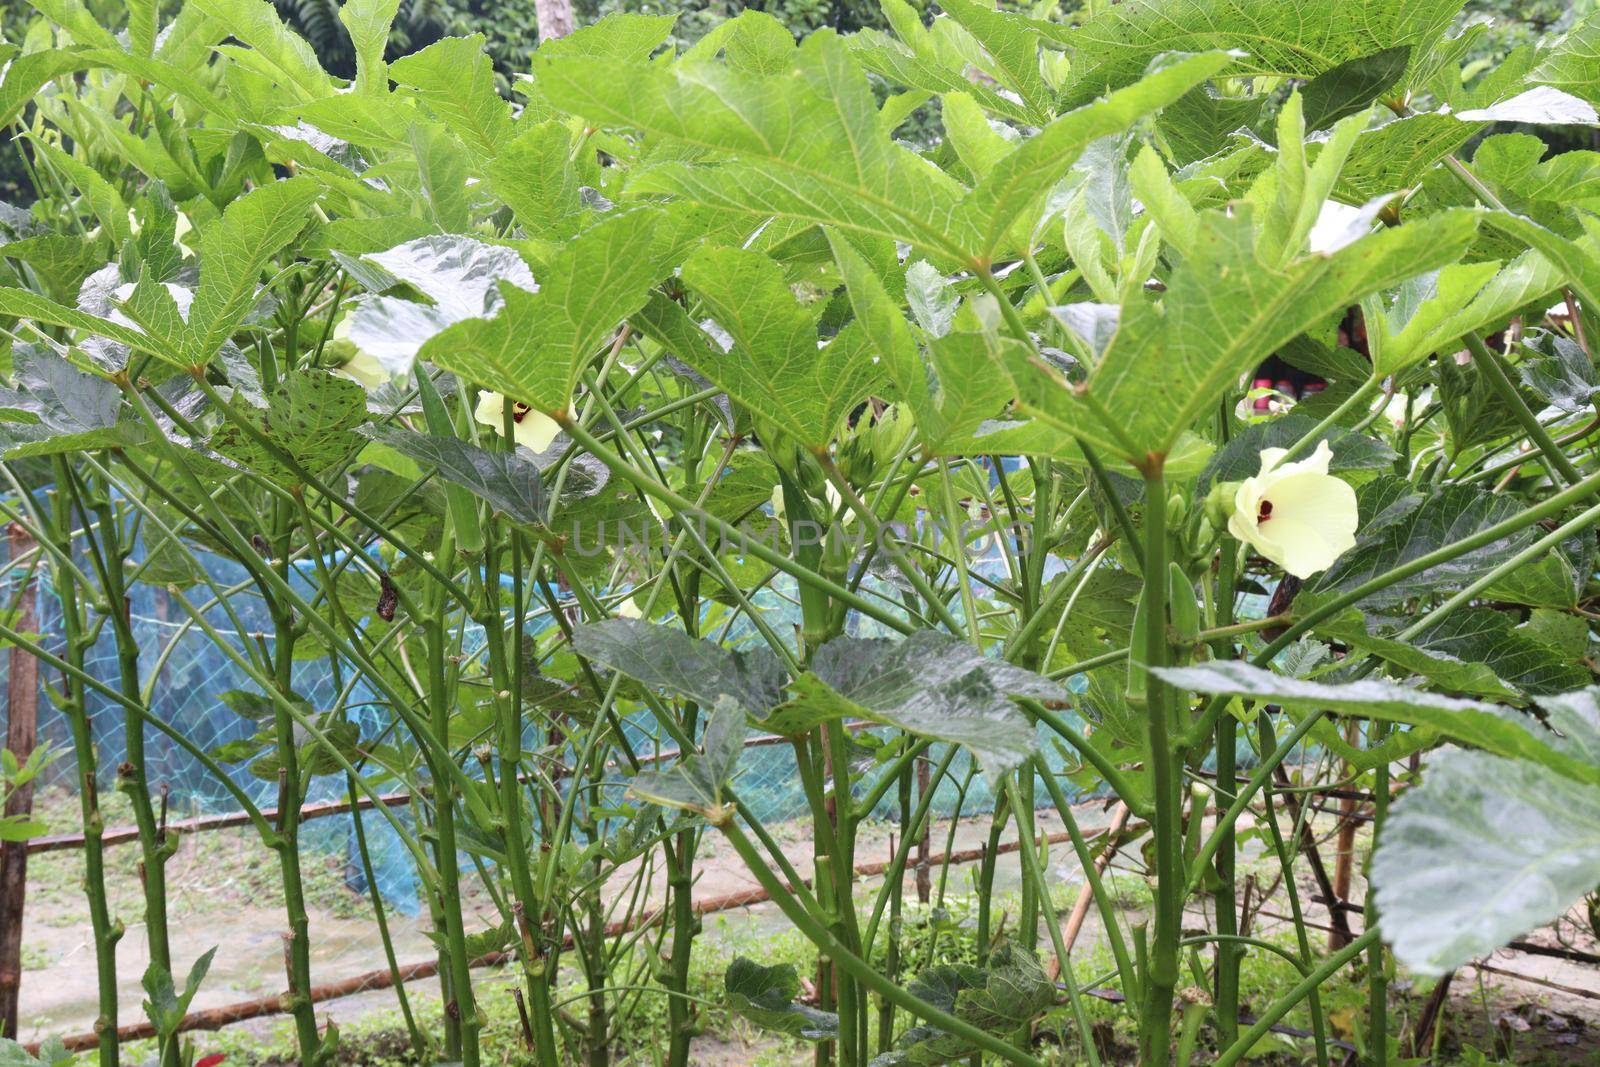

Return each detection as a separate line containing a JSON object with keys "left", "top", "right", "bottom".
{"left": 1035, "top": 767, "right": 1138, "bottom": 1004}
{"left": 266, "top": 499, "right": 321, "bottom": 1062}
{"left": 481, "top": 539, "right": 549, "bottom": 1063}
{"left": 46, "top": 472, "right": 120, "bottom": 1067}
{"left": 1136, "top": 465, "right": 1182, "bottom": 1066}
{"left": 1003, "top": 785, "right": 1100, "bottom": 1067}
{"left": 425, "top": 552, "right": 481, "bottom": 1063}
{"left": 1367, "top": 721, "right": 1393, "bottom": 1067}
{"left": 346, "top": 768, "right": 424, "bottom": 1057}
{"left": 1210, "top": 546, "right": 1240, "bottom": 1047}
{"left": 86, "top": 484, "right": 176, "bottom": 1067}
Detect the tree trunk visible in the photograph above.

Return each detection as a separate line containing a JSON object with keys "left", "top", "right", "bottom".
{"left": 536, "top": 0, "right": 573, "bottom": 43}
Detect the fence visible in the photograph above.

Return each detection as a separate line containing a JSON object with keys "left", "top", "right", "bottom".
{"left": 0, "top": 507, "right": 1101, "bottom": 1047}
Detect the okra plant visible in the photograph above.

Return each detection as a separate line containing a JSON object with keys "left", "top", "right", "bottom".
{"left": 4, "top": 0, "right": 1600, "bottom": 1064}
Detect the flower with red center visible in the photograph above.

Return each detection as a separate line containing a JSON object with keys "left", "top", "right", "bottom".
{"left": 1227, "top": 440, "right": 1358, "bottom": 579}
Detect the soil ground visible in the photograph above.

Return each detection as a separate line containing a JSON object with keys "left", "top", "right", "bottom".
{"left": 12, "top": 788, "right": 1600, "bottom": 1063}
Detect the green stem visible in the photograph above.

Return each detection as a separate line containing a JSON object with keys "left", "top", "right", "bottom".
{"left": 559, "top": 416, "right": 912, "bottom": 634}
{"left": 1212, "top": 930, "right": 1380, "bottom": 1067}
{"left": 719, "top": 819, "right": 1046, "bottom": 1067}
{"left": 45, "top": 469, "right": 121, "bottom": 1067}
{"left": 1211, "top": 546, "right": 1240, "bottom": 1047}
{"left": 1462, "top": 332, "right": 1584, "bottom": 485}
{"left": 1135, "top": 464, "right": 1182, "bottom": 1066}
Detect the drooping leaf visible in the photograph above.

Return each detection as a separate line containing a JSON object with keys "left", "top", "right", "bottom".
{"left": 570, "top": 618, "right": 787, "bottom": 715}
{"left": 779, "top": 632, "right": 1062, "bottom": 781}
{"left": 1371, "top": 750, "right": 1600, "bottom": 975}
{"left": 625, "top": 695, "right": 746, "bottom": 818}
{"left": 725, "top": 958, "right": 839, "bottom": 1040}
{"left": 210, "top": 372, "right": 368, "bottom": 486}
{"left": 1414, "top": 609, "right": 1591, "bottom": 697}
{"left": 1313, "top": 612, "right": 1521, "bottom": 701}
{"left": 1154, "top": 660, "right": 1600, "bottom": 786}
{"left": 364, "top": 426, "right": 546, "bottom": 525}
{"left": 1300, "top": 46, "right": 1411, "bottom": 132}
{"left": 1517, "top": 331, "right": 1600, "bottom": 413}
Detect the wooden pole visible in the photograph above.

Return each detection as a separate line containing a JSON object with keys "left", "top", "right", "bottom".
{"left": 1061, "top": 802, "right": 1130, "bottom": 954}
{"left": 0, "top": 522, "right": 41, "bottom": 1038}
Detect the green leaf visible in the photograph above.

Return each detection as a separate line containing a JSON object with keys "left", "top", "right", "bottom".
{"left": 0, "top": 345, "right": 122, "bottom": 437}
{"left": 339, "top": 0, "right": 400, "bottom": 97}
{"left": 1316, "top": 484, "right": 1537, "bottom": 608}
{"left": 187, "top": 177, "right": 320, "bottom": 365}
{"left": 389, "top": 35, "right": 512, "bottom": 163}
{"left": 1007, "top": 207, "right": 1478, "bottom": 461}
{"left": 1153, "top": 660, "right": 1600, "bottom": 786}
{"left": 0, "top": 1036, "right": 71, "bottom": 1065}
{"left": 421, "top": 208, "right": 665, "bottom": 412}
{"left": 192, "top": 0, "right": 334, "bottom": 102}
{"left": 881, "top": 945, "right": 1055, "bottom": 1064}
{"left": 1371, "top": 750, "right": 1600, "bottom": 975}
{"left": 1529, "top": 14, "right": 1600, "bottom": 107}
{"left": 210, "top": 372, "right": 367, "bottom": 486}
{"left": 1156, "top": 84, "right": 1263, "bottom": 166}
{"left": 1300, "top": 46, "right": 1411, "bottom": 131}
{"left": 1336, "top": 111, "right": 1477, "bottom": 204}
{"left": 780, "top": 632, "right": 1062, "bottom": 782}
{"left": 0, "top": 286, "right": 160, "bottom": 363}
{"left": 485, "top": 122, "right": 584, "bottom": 240}
{"left": 1481, "top": 211, "right": 1600, "bottom": 313}
{"left": 409, "top": 123, "right": 471, "bottom": 232}
{"left": 1365, "top": 251, "right": 1563, "bottom": 375}
{"left": 933, "top": 0, "right": 1053, "bottom": 121}
{"left": 541, "top": 31, "right": 970, "bottom": 262}
{"left": 1313, "top": 612, "right": 1521, "bottom": 701}
{"left": 670, "top": 244, "right": 886, "bottom": 448}
{"left": 1415, "top": 609, "right": 1590, "bottom": 697}
{"left": 28, "top": 138, "right": 132, "bottom": 245}
{"left": 953, "top": 51, "right": 1231, "bottom": 264}
{"left": 625, "top": 695, "right": 745, "bottom": 818}
{"left": 570, "top": 618, "right": 787, "bottom": 715}
{"left": 1055, "top": 0, "right": 1462, "bottom": 108}
{"left": 540, "top": 11, "right": 678, "bottom": 62}
{"left": 364, "top": 427, "right": 547, "bottom": 526}
{"left": 1518, "top": 331, "right": 1600, "bottom": 414}
{"left": 725, "top": 958, "right": 839, "bottom": 1040}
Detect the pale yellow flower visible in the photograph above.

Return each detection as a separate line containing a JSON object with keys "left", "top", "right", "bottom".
{"left": 474, "top": 391, "right": 563, "bottom": 454}
{"left": 331, "top": 317, "right": 390, "bottom": 388}
{"left": 1228, "top": 440, "right": 1358, "bottom": 579}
